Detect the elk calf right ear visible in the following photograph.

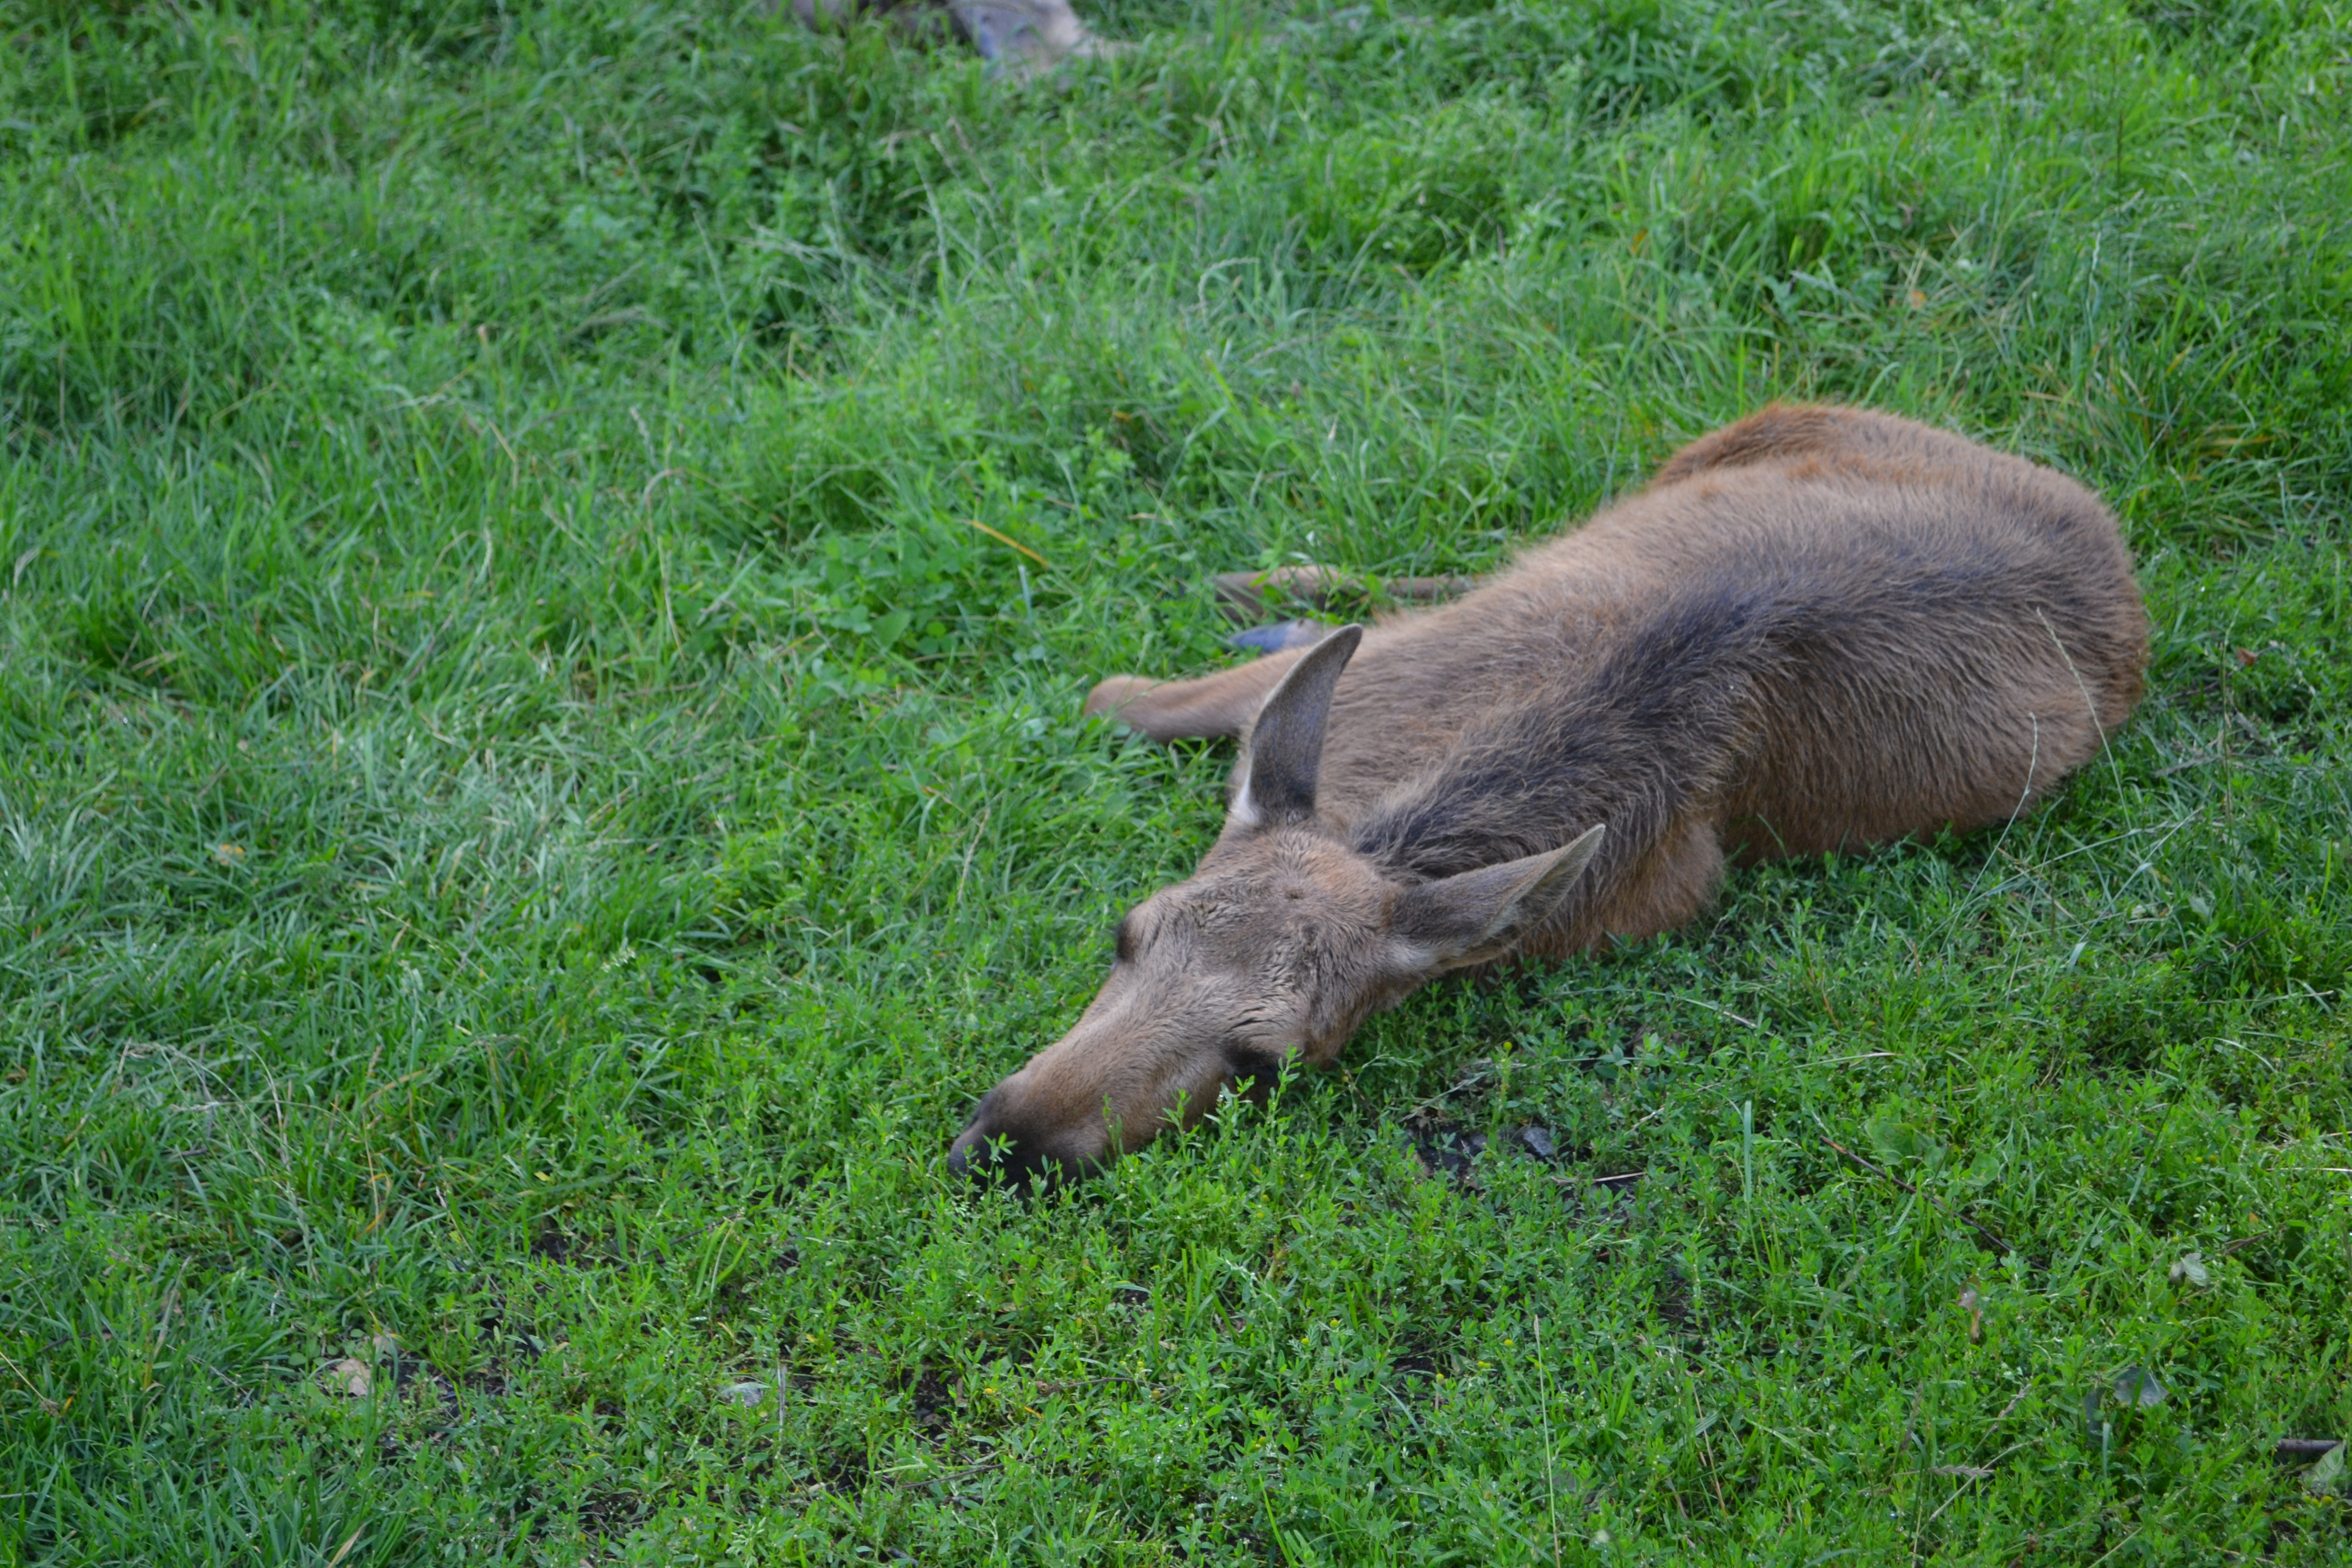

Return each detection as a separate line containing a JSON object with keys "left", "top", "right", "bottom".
{"left": 1393, "top": 824, "right": 1606, "bottom": 969}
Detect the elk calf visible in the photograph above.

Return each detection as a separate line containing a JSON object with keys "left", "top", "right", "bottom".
{"left": 949, "top": 405, "right": 2148, "bottom": 1183}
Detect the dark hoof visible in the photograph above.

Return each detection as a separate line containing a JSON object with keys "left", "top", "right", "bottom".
{"left": 1226, "top": 620, "right": 1331, "bottom": 655}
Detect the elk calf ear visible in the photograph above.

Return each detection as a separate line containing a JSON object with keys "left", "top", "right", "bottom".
{"left": 1231, "top": 624, "right": 1362, "bottom": 827}
{"left": 1393, "top": 824, "right": 1606, "bottom": 969}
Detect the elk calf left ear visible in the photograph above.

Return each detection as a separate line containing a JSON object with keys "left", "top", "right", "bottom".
{"left": 1393, "top": 824, "right": 1606, "bottom": 968}
{"left": 1231, "top": 624, "right": 1362, "bottom": 827}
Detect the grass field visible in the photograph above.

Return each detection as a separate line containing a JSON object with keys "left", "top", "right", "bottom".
{"left": 3, "top": 0, "right": 2350, "bottom": 1561}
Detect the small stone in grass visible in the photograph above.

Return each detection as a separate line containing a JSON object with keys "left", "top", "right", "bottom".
{"left": 327, "top": 1358, "right": 372, "bottom": 1397}
{"left": 719, "top": 1381, "right": 771, "bottom": 1407}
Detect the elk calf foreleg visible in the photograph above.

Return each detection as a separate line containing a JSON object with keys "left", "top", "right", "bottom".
{"left": 1214, "top": 565, "right": 1472, "bottom": 624}
{"left": 1083, "top": 651, "right": 1309, "bottom": 742}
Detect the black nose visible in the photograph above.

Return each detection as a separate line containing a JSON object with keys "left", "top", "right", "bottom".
{"left": 946, "top": 1115, "right": 1068, "bottom": 1189}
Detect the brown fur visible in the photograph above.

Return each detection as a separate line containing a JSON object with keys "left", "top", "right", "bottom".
{"left": 948, "top": 405, "right": 2148, "bottom": 1183}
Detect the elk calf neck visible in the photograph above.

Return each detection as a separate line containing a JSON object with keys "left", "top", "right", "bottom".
{"left": 948, "top": 404, "right": 2148, "bottom": 1184}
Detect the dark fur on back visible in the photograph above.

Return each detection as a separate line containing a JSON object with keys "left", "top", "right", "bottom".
{"left": 1354, "top": 570, "right": 1784, "bottom": 887}
{"left": 1304, "top": 403, "right": 2146, "bottom": 953}
{"left": 1355, "top": 509, "right": 2130, "bottom": 908}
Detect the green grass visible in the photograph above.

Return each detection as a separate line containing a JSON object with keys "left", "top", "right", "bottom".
{"left": 2, "top": 0, "right": 2348, "bottom": 1560}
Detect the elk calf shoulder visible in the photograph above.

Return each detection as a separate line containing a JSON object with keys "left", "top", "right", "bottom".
{"left": 959, "top": 405, "right": 2148, "bottom": 1181}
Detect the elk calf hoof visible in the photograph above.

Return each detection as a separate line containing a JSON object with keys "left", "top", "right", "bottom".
{"left": 1227, "top": 620, "right": 1331, "bottom": 655}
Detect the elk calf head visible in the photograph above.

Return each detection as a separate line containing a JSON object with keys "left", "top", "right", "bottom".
{"left": 947, "top": 627, "right": 1605, "bottom": 1185}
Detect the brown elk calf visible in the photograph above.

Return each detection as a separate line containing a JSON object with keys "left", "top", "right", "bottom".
{"left": 948, "top": 405, "right": 2148, "bottom": 1183}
